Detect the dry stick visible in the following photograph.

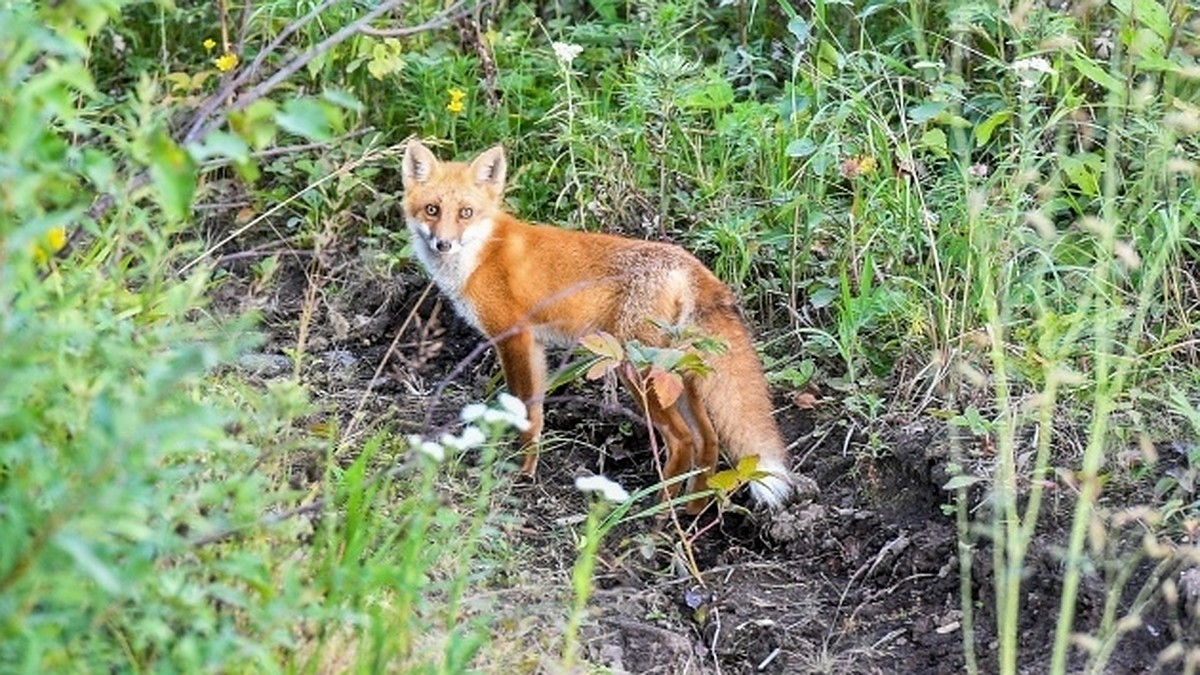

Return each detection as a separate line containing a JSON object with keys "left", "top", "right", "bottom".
{"left": 623, "top": 364, "right": 706, "bottom": 585}
{"left": 418, "top": 277, "right": 606, "bottom": 433}
{"left": 358, "top": 0, "right": 476, "bottom": 37}
{"left": 190, "top": 498, "right": 326, "bottom": 548}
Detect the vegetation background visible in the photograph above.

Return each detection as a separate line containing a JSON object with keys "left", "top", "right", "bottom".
{"left": 1, "top": 0, "right": 1197, "bottom": 672}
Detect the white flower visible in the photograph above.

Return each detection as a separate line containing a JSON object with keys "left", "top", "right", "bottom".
{"left": 461, "top": 403, "right": 488, "bottom": 422}
{"left": 1012, "top": 56, "right": 1055, "bottom": 87}
{"left": 497, "top": 393, "right": 529, "bottom": 423}
{"left": 552, "top": 41, "right": 583, "bottom": 66}
{"left": 439, "top": 425, "right": 487, "bottom": 451}
{"left": 458, "top": 425, "right": 487, "bottom": 448}
{"left": 483, "top": 408, "right": 532, "bottom": 432}
{"left": 417, "top": 440, "right": 445, "bottom": 462}
{"left": 575, "top": 475, "right": 631, "bottom": 503}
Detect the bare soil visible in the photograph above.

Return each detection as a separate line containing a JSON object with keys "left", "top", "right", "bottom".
{"left": 213, "top": 252, "right": 1179, "bottom": 674}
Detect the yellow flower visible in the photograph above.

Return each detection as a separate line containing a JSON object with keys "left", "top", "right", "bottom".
{"left": 31, "top": 226, "right": 67, "bottom": 265}
{"left": 446, "top": 87, "right": 466, "bottom": 114}
{"left": 859, "top": 156, "right": 877, "bottom": 175}
{"left": 203, "top": 38, "right": 216, "bottom": 51}
{"left": 214, "top": 52, "right": 239, "bottom": 72}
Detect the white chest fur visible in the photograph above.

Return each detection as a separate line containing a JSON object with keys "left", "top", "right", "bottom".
{"left": 406, "top": 217, "right": 495, "bottom": 334}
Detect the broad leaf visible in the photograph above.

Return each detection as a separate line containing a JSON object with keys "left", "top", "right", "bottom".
{"left": 648, "top": 367, "right": 683, "bottom": 408}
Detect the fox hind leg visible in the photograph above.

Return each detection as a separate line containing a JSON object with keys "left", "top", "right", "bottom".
{"left": 680, "top": 377, "right": 719, "bottom": 514}
{"left": 623, "top": 372, "right": 703, "bottom": 508}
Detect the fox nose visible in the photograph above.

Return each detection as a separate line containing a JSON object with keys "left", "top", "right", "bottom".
{"left": 434, "top": 239, "right": 453, "bottom": 253}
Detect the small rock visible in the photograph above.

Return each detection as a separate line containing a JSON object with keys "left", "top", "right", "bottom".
{"left": 237, "top": 353, "right": 292, "bottom": 378}
{"left": 321, "top": 350, "right": 358, "bottom": 369}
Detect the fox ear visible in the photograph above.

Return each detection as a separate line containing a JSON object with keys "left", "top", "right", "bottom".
{"left": 403, "top": 140, "right": 437, "bottom": 187}
{"left": 470, "top": 145, "right": 507, "bottom": 192}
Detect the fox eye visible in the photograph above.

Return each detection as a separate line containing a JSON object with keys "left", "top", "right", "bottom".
{"left": 459, "top": 207, "right": 473, "bottom": 219}
{"left": 424, "top": 203, "right": 440, "bottom": 217}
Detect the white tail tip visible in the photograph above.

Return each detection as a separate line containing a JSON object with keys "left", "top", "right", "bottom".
{"left": 748, "top": 457, "right": 794, "bottom": 510}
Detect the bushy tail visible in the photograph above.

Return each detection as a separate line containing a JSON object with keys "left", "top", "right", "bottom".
{"left": 694, "top": 305, "right": 795, "bottom": 510}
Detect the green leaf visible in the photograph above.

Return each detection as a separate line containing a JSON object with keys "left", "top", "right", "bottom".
{"left": 1112, "top": 0, "right": 1171, "bottom": 41}
{"left": 188, "top": 131, "right": 250, "bottom": 163}
{"left": 681, "top": 75, "right": 734, "bottom": 113}
{"left": 787, "top": 17, "right": 810, "bottom": 46}
{"left": 809, "top": 286, "right": 837, "bottom": 308}
{"left": 707, "top": 469, "right": 740, "bottom": 493}
{"left": 734, "top": 455, "right": 761, "bottom": 478}
{"left": 1060, "top": 154, "right": 1100, "bottom": 196}
{"left": 919, "top": 128, "right": 948, "bottom": 157}
{"left": 587, "top": 0, "right": 618, "bottom": 21}
{"left": 230, "top": 99, "right": 278, "bottom": 150}
{"left": 1071, "top": 52, "right": 1122, "bottom": 93}
{"left": 943, "top": 475, "right": 982, "bottom": 491}
{"left": 147, "top": 131, "right": 196, "bottom": 222}
{"left": 322, "top": 88, "right": 364, "bottom": 113}
{"left": 974, "top": 110, "right": 1011, "bottom": 147}
{"left": 786, "top": 137, "right": 817, "bottom": 158}
{"left": 54, "top": 534, "right": 120, "bottom": 594}
{"left": 907, "top": 101, "right": 946, "bottom": 124}
{"left": 275, "top": 98, "right": 333, "bottom": 142}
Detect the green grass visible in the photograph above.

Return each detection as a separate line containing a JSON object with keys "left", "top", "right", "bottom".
{"left": 2, "top": 0, "right": 1198, "bottom": 671}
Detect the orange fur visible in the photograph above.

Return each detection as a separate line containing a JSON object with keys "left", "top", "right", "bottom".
{"left": 401, "top": 140, "right": 795, "bottom": 510}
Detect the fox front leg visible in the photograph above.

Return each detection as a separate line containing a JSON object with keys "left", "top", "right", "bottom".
{"left": 494, "top": 327, "right": 547, "bottom": 476}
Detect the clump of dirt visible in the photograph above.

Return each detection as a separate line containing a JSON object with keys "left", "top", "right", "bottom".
{"left": 213, "top": 251, "right": 1177, "bottom": 674}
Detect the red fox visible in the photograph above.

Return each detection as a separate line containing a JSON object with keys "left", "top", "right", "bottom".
{"left": 401, "top": 140, "right": 795, "bottom": 511}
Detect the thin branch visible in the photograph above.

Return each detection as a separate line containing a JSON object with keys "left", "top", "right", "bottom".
{"left": 358, "top": 0, "right": 474, "bottom": 37}
{"left": 189, "top": 498, "right": 326, "bottom": 548}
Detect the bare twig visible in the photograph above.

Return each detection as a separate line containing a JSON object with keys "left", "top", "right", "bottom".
{"left": 190, "top": 498, "right": 326, "bottom": 548}
{"left": 359, "top": 0, "right": 474, "bottom": 37}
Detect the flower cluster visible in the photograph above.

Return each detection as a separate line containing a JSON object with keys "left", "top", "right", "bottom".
{"left": 446, "top": 87, "right": 466, "bottom": 114}
{"left": 408, "top": 393, "right": 530, "bottom": 462}
{"left": 461, "top": 393, "right": 531, "bottom": 431}
{"left": 214, "top": 52, "right": 239, "bottom": 73}
{"left": 552, "top": 41, "right": 583, "bottom": 67}
{"left": 31, "top": 226, "right": 67, "bottom": 265}
{"left": 1012, "top": 56, "right": 1055, "bottom": 88}
{"left": 574, "top": 475, "right": 630, "bottom": 503}
{"left": 203, "top": 38, "right": 239, "bottom": 72}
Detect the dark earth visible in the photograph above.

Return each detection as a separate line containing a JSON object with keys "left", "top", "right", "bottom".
{"left": 213, "top": 249, "right": 1187, "bottom": 674}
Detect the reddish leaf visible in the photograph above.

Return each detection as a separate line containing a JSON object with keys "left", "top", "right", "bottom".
{"left": 648, "top": 368, "right": 683, "bottom": 408}
{"left": 790, "top": 391, "right": 819, "bottom": 409}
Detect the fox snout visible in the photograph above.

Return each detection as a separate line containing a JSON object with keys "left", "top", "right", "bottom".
{"left": 409, "top": 220, "right": 460, "bottom": 255}
{"left": 429, "top": 236, "right": 456, "bottom": 254}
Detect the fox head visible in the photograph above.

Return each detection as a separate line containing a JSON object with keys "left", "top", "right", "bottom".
{"left": 401, "top": 140, "right": 506, "bottom": 257}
